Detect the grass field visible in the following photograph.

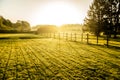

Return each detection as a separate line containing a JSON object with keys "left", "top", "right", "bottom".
{"left": 0, "top": 34, "right": 120, "bottom": 79}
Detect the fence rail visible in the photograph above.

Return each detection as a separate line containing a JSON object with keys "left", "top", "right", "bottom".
{"left": 38, "top": 32, "right": 120, "bottom": 48}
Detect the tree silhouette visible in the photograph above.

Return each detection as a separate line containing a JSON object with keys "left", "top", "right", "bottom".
{"left": 84, "top": 0, "right": 120, "bottom": 38}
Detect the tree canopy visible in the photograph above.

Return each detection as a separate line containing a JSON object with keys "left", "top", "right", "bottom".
{"left": 0, "top": 16, "right": 31, "bottom": 33}
{"left": 84, "top": 0, "right": 120, "bottom": 38}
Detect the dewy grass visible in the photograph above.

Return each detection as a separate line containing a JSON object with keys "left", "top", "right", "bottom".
{"left": 0, "top": 34, "right": 120, "bottom": 79}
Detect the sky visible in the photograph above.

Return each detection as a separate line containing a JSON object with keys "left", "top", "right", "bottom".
{"left": 0, "top": 0, "right": 93, "bottom": 26}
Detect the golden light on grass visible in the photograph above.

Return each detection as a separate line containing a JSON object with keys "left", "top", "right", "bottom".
{"left": 32, "top": 1, "right": 84, "bottom": 27}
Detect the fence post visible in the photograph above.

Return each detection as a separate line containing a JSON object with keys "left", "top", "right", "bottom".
{"left": 50, "top": 33, "right": 51, "bottom": 38}
{"left": 66, "top": 33, "right": 68, "bottom": 40}
{"left": 54, "top": 33, "right": 55, "bottom": 38}
{"left": 42, "top": 33, "right": 43, "bottom": 36}
{"left": 74, "top": 33, "right": 76, "bottom": 41}
{"left": 106, "top": 33, "right": 109, "bottom": 47}
{"left": 97, "top": 34, "right": 98, "bottom": 44}
{"left": 87, "top": 33, "right": 89, "bottom": 44}
{"left": 47, "top": 33, "right": 48, "bottom": 37}
{"left": 81, "top": 33, "right": 83, "bottom": 42}
{"left": 71, "top": 33, "right": 72, "bottom": 41}
{"left": 45, "top": 33, "right": 46, "bottom": 37}
{"left": 63, "top": 33, "right": 64, "bottom": 39}
{"left": 42, "top": 33, "right": 45, "bottom": 37}
{"left": 59, "top": 33, "right": 60, "bottom": 40}
{"left": 40, "top": 33, "right": 41, "bottom": 36}
{"left": 51, "top": 33, "right": 52, "bottom": 38}
{"left": 48, "top": 33, "right": 49, "bottom": 38}
{"left": 41, "top": 33, "right": 42, "bottom": 36}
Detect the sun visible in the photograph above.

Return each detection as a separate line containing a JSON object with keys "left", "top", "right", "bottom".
{"left": 32, "top": 1, "right": 84, "bottom": 27}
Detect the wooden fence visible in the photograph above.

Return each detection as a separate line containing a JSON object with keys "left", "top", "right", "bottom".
{"left": 38, "top": 32, "right": 120, "bottom": 48}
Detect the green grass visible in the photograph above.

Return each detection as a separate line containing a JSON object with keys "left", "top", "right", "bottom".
{"left": 0, "top": 34, "right": 120, "bottom": 79}
{"left": 0, "top": 33, "right": 42, "bottom": 39}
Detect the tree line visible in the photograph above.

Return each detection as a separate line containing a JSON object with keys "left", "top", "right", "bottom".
{"left": 36, "top": 25, "right": 58, "bottom": 33}
{"left": 84, "top": 0, "right": 120, "bottom": 38}
{"left": 0, "top": 16, "right": 31, "bottom": 33}
{"left": 32, "top": 24, "right": 83, "bottom": 34}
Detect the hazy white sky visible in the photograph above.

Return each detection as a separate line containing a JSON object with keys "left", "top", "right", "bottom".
{"left": 0, "top": 0, "right": 93, "bottom": 26}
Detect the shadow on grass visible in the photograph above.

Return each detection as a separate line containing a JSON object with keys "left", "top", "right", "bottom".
{"left": 88, "top": 43, "right": 120, "bottom": 52}
{"left": 0, "top": 36, "right": 44, "bottom": 39}
{"left": 80, "top": 67, "right": 119, "bottom": 79}
{"left": 0, "top": 37, "right": 11, "bottom": 39}
{"left": 74, "top": 42, "right": 120, "bottom": 60}
{"left": 75, "top": 41, "right": 120, "bottom": 51}
{"left": 64, "top": 41, "right": 120, "bottom": 77}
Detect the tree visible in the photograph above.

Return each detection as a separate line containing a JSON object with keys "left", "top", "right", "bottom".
{"left": 102, "top": 0, "right": 120, "bottom": 38}
{"left": 0, "top": 16, "right": 31, "bottom": 33}
{"left": 22, "top": 21, "right": 31, "bottom": 32}
{"left": 0, "top": 16, "right": 13, "bottom": 32}
{"left": 13, "top": 20, "right": 31, "bottom": 32}
{"left": 84, "top": 0, "right": 120, "bottom": 38}
{"left": 112, "top": 0, "right": 120, "bottom": 38}
{"left": 84, "top": 0, "right": 104, "bottom": 36}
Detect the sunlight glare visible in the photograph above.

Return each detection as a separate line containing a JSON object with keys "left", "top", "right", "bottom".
{"left": 32, "top": 1, "right": 84, "bottom": 26}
